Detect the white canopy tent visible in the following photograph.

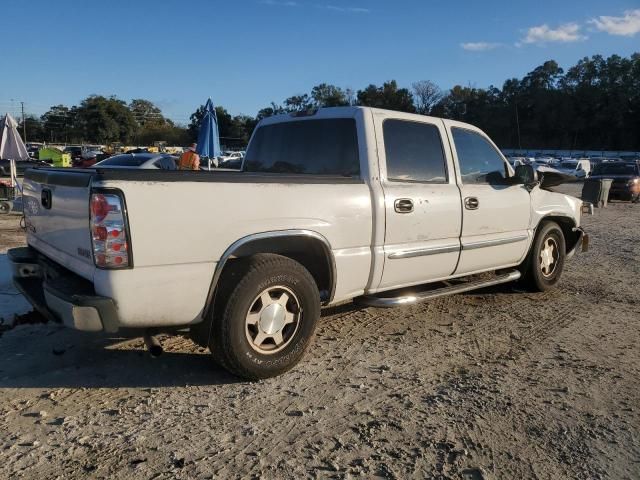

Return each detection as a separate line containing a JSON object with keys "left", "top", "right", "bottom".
{"left": 0, "top": 113, "right": 28, "bottom": 190}
{"left": 0, "top": 113, "right": 29, "bottom": 161}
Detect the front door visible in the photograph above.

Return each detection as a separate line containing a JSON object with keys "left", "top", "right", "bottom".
{"left": 446, "top": 122, "right": 531, "bottom": 275}
{"left": 375, "top": 113, "right": 462, "bottom": 291}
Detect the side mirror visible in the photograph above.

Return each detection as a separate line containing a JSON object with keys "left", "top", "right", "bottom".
{"left": 514, "top": 164, "right": 538, "bottom": 186}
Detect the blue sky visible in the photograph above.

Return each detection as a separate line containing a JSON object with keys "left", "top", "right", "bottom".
{"left": 2, "top": 0, "right": 639, "bottom": 124}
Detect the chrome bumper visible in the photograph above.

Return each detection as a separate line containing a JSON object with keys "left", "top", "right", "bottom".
{"left": 8, "top": 247, "right": 118, "bottom": 332}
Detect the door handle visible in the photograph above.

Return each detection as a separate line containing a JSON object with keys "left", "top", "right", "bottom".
{"left": 464, "top": 197, "right": 479, "bottom": 210}
{"left": 394, "top": 198, "right": 414, "bottom": 213}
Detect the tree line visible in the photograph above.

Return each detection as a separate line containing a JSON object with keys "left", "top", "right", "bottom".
{"left": 19, "top": 52, "right": 640, "bottom": 150}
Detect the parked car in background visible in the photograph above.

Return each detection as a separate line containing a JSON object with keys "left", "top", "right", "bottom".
{"left": 63, "top": 146, "right": 83, "bottom": 162}
{"left": 11, "top": 106, "right": 590, "bottom": 380}
{"left": 556, "top": 159, "right": 591, "bottom": 179}
{"left": 590, "top": 162, "right": 640, "bottom": 203}
{"left": 218, "top": 157, "right": 242, "bottom": 170}
{"left": 507, "top": 156, "right": 527, "bottom": 168}
{"left": 27, "top": 147, "right": 40, "bottom": 160}
{"left": 93, "top": 153, "right": 177, "bottom": 170}
{"left": 219, "top": 151, "right": 244, "bottom": 163}
{"left": 535, "top": 156, "right": 558, "bottom": 165}
{"left": 73, "top": 153, "right": 100, "bottom": 168}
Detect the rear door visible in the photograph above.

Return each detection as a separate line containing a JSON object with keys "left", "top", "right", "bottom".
{"left": 22, "top": 169, "right": 96, "bottom": 280}
{"left": 374, "top": 112, "right": 462, "bottom": 290}
{"left": 445, "top": 121, "right": 531, "bottom": 275}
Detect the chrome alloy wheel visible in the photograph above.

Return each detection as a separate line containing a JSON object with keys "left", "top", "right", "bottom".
{"left": 540, "top": 237, "right": 560, "bottom": 278}
{"left": 245, "top": 286, "right": 301, "bottom": 354}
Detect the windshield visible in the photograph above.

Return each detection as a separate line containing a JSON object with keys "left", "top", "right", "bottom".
{"left": 592, "top": 164, "right": 638, "bottom": 176}
{"left": 560, "top": 162, "right": 577, "bottom": 169}
{"left": 95, "top": 154, "right": 150, "bottom": 167}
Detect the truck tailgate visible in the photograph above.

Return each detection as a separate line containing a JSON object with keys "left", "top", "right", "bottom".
{"left": 22, "top": 169, "right": 96, "bottom": 280}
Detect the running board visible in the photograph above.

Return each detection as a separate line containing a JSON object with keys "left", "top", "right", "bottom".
{"left": 355, "top": 269, "right": 521, "bottom": 308}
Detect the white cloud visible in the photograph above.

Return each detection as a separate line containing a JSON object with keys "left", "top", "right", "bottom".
{"left": 324, "top": 5, "right": 370, "bottom": 13}
{"left": 261, "top": 0, "right": 298, "bottom": 6}
{"left": 460, "top": 42, "right": 502, "bottom": 51}
{"left": 522, "top": 23, "right": 587, "bottom": 44}
{"left": 261, "top": 1, "right": 369, "bottom": 13}
{"left": 589, "top": 9, "right": 640, "bottom": 37}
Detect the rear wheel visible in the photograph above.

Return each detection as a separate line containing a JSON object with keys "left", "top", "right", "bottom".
{"left": 520, "top": 221, "right": 566, "bottom": 292}
{"left": 209, "top": 254, "right": 321, "bottom": 380}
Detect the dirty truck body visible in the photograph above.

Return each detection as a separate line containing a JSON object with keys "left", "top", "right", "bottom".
{"left": 9, "top": 107, "right": 588, "bottom": 379}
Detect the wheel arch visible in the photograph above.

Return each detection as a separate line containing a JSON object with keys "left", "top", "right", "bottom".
{"left": 204, "top": 230, "right": 336, "bottom": 317}
{"left": 535, "top": 214, "right": 579, "bottom": 253}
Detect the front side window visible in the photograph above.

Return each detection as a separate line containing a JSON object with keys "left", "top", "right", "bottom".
{"left": 452, "top": 128, "right": 507, "bottom": 184}
{"left": 244, "top": 119, "right": 359, "bottom": 176}
{"left": 383, "top": 120, "right": 448, "bottom": 183}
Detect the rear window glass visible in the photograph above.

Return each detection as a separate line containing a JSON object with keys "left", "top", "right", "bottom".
{"left": 383, "top": 120, "right": 447, "bottom": 183}
{"left": 244, "top": 119, "right": 359, "bottom": 176}
{"left": 97, "top": 154, "right": 148, "bottom": 167}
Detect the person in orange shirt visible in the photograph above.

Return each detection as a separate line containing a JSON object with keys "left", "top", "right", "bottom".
{"left": 178, "top": 143, "right": 200, "bottom": 170}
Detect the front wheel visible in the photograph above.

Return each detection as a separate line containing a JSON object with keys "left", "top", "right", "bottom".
{"left": 209, "top": 254, "right": 321, "bottom": 380}
{"left": 520, "top": 221, "right": 566, "bottom": 292}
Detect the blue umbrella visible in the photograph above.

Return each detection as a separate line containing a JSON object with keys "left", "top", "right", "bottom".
{"left": 196, "top": 99, "right": 221, "bottom": 160}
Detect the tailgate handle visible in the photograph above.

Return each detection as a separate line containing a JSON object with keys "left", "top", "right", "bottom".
{"left": 41, "top": 188, "right": 52, "bottom": 209}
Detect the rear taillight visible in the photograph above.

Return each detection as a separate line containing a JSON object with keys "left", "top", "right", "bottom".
{"left": 90, "top": 191, "right": 131, "bottom": 268}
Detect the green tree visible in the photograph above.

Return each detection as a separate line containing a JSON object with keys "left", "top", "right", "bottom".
{"left": 412, "top": 80, "right": 442, "bottom": 115}
{"left": 356, "top": 80, "right": 415, "bottom": 112}
{"left": 310, "top": 84, "right": 349, "bottom": 107}
{"left": 18, "top": 115, "right": 45, "bottom": 143}
{"left": 129, "top": 99, "right": 166, "bottom": 127}
{"left": 41, "top": 105, "right": 73, "bottom": 143}
{"left": 284, "top": 94, "right": 313, "bottom": 112}
{"left": 188, "top": 104, "right": 255, "bottom": 148}
{"left": 256, "top": 102, "right": 285, "bottom": 120}
{"left": 73, "top": 95, "right": 137, "bottom": 144}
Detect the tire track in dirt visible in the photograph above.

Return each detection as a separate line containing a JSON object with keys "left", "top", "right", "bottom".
{"left": 212, "top": 308, "right": 387, "bottom": 475}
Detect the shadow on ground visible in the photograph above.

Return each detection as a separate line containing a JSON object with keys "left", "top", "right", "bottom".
{"left": 0, "top": 325, "right": 243, "bottom": 389}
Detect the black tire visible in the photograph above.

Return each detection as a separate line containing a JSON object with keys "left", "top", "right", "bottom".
{"left": 0, "top": 202, "right": 10, "bottom": 214}
{"left": 519, "top": 221, "right": 566, "bottom": 292}
{"left": 209, "top": 254, "right": 320, "bottom": 380}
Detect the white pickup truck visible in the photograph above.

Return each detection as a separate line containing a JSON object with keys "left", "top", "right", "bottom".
{"left": 9, "top": 107, "right": 589, "bottom": 379}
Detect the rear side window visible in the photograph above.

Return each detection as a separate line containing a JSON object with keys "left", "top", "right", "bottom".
{"left": 383, "top": 120, "right": 448, "bottom": 183}
{"left": 244, "top": 119, "right": 359, "bottom": 176}
{"left": 452, "top": 128, "right": 507, "bottom": 184}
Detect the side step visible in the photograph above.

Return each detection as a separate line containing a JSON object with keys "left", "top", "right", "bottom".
{"left": 355, "top": 269, "right": 521, "bottom": 308}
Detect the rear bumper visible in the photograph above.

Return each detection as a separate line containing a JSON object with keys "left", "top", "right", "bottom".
{"left": 8, "top": 246, "right": 118, "bottom": 332}
{"left": 566, "top": 227, "right": 589, "bottom": 261}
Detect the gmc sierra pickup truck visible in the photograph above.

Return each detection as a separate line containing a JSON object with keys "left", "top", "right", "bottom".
{"left": 9, "top": 107, "right": 589, "bottom": 379}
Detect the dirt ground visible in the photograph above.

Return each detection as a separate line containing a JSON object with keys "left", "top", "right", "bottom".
{"left": 0, "top": 183, "right": 638, "bottom": 479}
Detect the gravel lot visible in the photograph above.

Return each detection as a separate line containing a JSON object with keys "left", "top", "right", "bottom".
{"left": 0, "top": 183, "right": 638, "bottom": 479}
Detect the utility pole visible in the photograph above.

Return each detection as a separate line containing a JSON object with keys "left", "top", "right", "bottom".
{"left": 21, "top": 101, "right": 26, "bottom": 142}
{"left": 515, "top": 103, "right": 522, "bottom": 150}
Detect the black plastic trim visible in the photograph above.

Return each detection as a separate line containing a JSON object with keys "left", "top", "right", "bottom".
{"left": 25, "top": 168, "right": 93, "bottom": 187}
{"left": 28, "top": 167, "right": 364, "bottom": 184}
